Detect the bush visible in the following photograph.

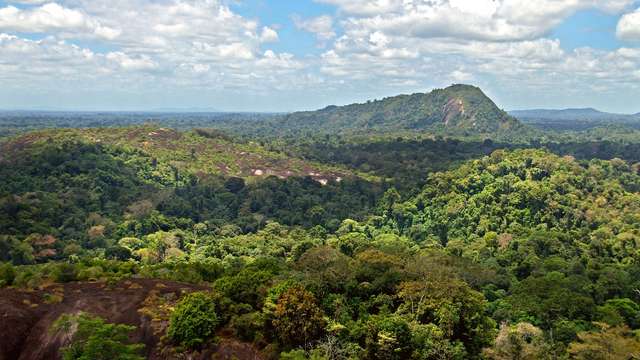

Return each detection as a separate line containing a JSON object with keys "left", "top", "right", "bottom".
{"left": 229, "top": 311, "right": 266, "bottom": 342}
{"left": 13, "top": 267, "right": 44, "bottom": 288}
{"left": 105, "top": 246, "right": 132, "bottom": 261}
{"left": 77, "top": 266, "right": 104, "bottom": 281}
{"left": 0, "top": 262, "right": 15, "bottom": 287}
{"left": 53, "top": 312, "right": 144, "bottom": 360}
{"left": 53, "top": 262, "right": 78, "bottom": 283}
{"left": 167, "top": 292, "right": 219, "bottom": 349}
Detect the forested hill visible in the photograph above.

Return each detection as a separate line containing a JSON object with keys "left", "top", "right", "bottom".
{"left": 0, "top": 125, "right": 351, "bottom": 182}
{"left": 273, "top": 84, "right": 523, "bottom": 136}
{"left": 390, "top": 149, "right": 640, "bottom": 246}
{"left": 0, "top": 125, "right": 384, "bottom": 252}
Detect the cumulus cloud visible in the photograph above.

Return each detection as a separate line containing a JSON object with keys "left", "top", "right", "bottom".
{"left": 292, "top": 14, "right": 336, "bottom": 44}
{"left": 617, "top": 8, "right": 640, "bottom": 40}
{"left": 105, "top": 52, "right": 158, "bottom": 71}
{"left": 259, "top": 26, "right": 279, "bottom": 43}
{"left": 0, "top": 0, "right": 305, "bottom": 97}
{"left": 0, "top": 3, "right": 120, "bottom": 39}
{"left": 450, "top": 69, "right": 473, "bottom": 82}
{"left": 305, "top": 0, "right": 639, "bottom": 101}
{"left": 0, "top": 0, "right": 639, "bottom": 110}
{"left": 322, "top": 0, "right": 636, "bottom": 42}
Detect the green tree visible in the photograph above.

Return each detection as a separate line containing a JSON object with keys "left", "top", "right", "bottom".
{"left": 567, "top": 323, "right": 640, "bottom": 359}
{"left": 0, "top": 262, "right": 15, "bottom": 287}
{"left": 483, "top": 322, "right": 551, "bottom": 360}
{"left": 364, "top": 315, "right": 413, "bottom": 360}
{"left": 167, "top": 292, "right": 219, "bottom": 349}
{"left": 396, "top": 276, "right": 496, "bottom": 355}
{"left": 596, "top": 298, "right": 640, "bottom": 328}
{"left": 9, "top": 239, "right": 34, "bottom": 265}
{"left": 273, "top": 285, "right": 326, "bottom": 347}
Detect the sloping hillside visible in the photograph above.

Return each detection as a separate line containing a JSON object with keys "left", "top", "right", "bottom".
{"left": 392, "top": 149, "right": 640, "bottom": 247}
{"left": 0, "top": 126, "right": 383, "bottom": 251}
{"left": 0, "top": 125, "right": 350, "bottom": 183}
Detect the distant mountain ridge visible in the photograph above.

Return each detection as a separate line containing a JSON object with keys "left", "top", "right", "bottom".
{"left": 509, "top": 108, "right": 639, "bottom": 122}
{"left": 509, "top": 108, "right": 640, "bottom": 131}
{"left": 274, "top": 84, "right": 522, "bottom": 135}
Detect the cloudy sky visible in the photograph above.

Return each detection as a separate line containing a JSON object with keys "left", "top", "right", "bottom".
{"left": 1, "top": 0, "right": 640, "bottom": 112}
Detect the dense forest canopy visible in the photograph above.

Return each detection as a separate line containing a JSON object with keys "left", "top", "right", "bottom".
{"left": 2, "top": 86, "right": 640, "bottom": 359}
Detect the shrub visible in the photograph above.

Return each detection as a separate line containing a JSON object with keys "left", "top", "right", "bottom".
{"left": 53, "top": 262, "right": 78, "bottom": 283}
{"left": 13, "top": 267, "right": 44, "bottom": 288}
{"left": 167, "top": 292, "right": 219, "bottom": 349}
{"left": 53, "top": 312, "right": 144, "bottom": 360}
{"left": 229, "top": 311, "right": 266, "bottom": 342}
{"left": 43, "top": 292, "right": 64, "bottom": 304}
{"left": 77, "top": 266, "right": 104, "bottom": 281}
{"left": 105, "top": 246, "right": 132, "bottom": 261}
{"left": 0, "top": 262, "right": 15, "bottom": 287}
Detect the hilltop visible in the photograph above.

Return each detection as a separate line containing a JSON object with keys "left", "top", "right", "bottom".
{"left": 272, "top": 84, "right": 523, "bottom": 136}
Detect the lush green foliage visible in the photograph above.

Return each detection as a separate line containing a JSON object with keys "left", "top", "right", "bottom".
{"left": 272, "top": 285, "right": 326, "bottom": 347}
{"left": 53, "top": 312, "right": 144, "bottom": 360}
{"left": 567, "top": 323, "right": 640, "bottom": 359}
{"left": 0, "top": 129, "right": 381, "bottom": 264}
{"left": 167, "top": 292, "right": 220, "bottom": 349}
{"left": 4, "top": 117, "right": 640, "bottom": 359}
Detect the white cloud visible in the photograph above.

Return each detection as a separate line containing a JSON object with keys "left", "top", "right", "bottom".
{"left": 105, "top": 52, "right": 158, "bottom": 71}
{"left": 259, "top": 26, "right": 279, "bottom": 43}
{"left": 301, "top": 0, "right": 640, "bottom": 109}
{"left": 617, "top": 8, "right": 640, "bottom": 40}
{"left": 292, "top": 14, "right": 336, "bottom": 44}
{"left": 450, "top": 69, "right": 473, "bottom": 82}
{"left": 0, "top": 0, "right": 638, "bottom": 111}
{"left": 0, "top": 3, "right": 120, "bottom": 39}
{"left": 0, "top": 0, "right": 307, "bottom": 98}
{"left": 320, "top": 0, "right": 635, "bottom": 41}
{"left": 316, "top": 0, "right": 399, "bottom": 17}
{"left": 5, "top": 0, "right": 51, "bottom": 4}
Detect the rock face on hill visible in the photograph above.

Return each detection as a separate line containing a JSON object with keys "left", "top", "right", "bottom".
{"left": 276, "top": 84, "right": 522, "bottom": 135}
{"left": 0, "top": 279, "right": 263, "bottom": 360}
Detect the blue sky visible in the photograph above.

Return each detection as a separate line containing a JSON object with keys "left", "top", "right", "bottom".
{"left": 0, "top": 0, "right": 640, "bottom": 113}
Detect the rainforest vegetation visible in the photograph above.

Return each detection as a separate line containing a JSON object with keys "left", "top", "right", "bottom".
{"left": 1, "top": 85, "right": 640, "bottom": 359}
